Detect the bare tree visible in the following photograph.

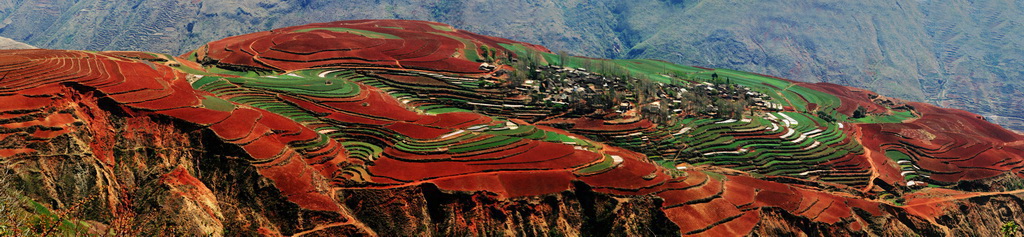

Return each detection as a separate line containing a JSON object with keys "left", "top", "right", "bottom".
{"left": 558, "top": 51, "right": 569, "bottom": 67}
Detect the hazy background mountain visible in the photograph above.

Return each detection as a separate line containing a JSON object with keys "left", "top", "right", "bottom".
{"left": 0, "top": 0, "right": 1020, "bottom": 131}
{"left": 0, "top": 35, "right": 32, "bottom": 49}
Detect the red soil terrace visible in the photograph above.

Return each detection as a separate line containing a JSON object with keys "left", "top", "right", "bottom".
{"left": 0, "top": 47, "right": 891, "bottom": 235}
{"left": 194, "top": 20, "right": 548, "bottom": 74}
{"left": 2, "top": 20, "right": 1023, "bottom": 235}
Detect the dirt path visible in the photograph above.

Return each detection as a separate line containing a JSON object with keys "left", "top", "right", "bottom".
{"left": 854, "top": 126, "right": 881, "bottom": 193}
{"left": 777, "top": 83, "right": 798, "bottom": 109}
{"left": 292, "top": 219, "right": 374, "bottom": 237}
{"left": 904, "top": 189, "right": 1024, "bottom": 207}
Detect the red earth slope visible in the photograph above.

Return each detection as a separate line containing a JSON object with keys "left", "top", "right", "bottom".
{"left": 0, "top": 20, "right": 1022, "bottom": 236}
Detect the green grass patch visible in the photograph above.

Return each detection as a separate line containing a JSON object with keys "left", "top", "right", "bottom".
{"left": 201, "top": 95, "right": 235, "bottom": 111}
{"left": 429, "top": 24, "right": 455, "bottom": 32}
{"left": 24, "top": 199, "right": 92, "bottom": 235}
{"left": 576, "top": 155, "right": 616, "bottom": 174}
{"left": 206, "top": 66, "right": 269, "bottom": 77}
{"left": 294, "top": 27, "right": 401, "bottom": 39}
{"left": 885, "top": 150, "right": 913, "bottom": 162}
{"left": 853, "top": 110, "right": 916, "bottom": 123}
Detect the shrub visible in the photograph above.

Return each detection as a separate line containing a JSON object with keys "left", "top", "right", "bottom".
{"left": 1003, "top": 221, "right": 1019, "bottom": 237}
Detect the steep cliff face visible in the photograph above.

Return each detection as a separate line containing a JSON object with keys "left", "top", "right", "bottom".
{"left": 343, "top": 184, "right": 682, "bottom": 236}
{"left": 0, "top": 85, "right": 363, "bottom": 235}
{"left": 0, "top": 20, "right": 1022, "bottom": 236}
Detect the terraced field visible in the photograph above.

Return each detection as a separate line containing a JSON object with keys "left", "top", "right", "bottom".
{"left": 1, "top": 20, "right": 1023, "bottom": 236}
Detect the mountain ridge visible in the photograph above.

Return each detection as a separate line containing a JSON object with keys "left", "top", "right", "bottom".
{"left": 0, "top": 19, "right": 1021, "bottom": 236}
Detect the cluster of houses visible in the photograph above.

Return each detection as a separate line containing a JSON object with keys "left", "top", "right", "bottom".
{"left": 514, "top": 65, "right": 628, "bottom": 108}
{"left": 502, "top": 65, "right": 781, "bottom": 120}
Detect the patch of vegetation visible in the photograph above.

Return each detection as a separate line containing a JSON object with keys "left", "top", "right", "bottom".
{"left": 817, "top": 110, "right": 836, "bottom": 123}
{"left": 1002, "top": 221, "right": 1019, "bottom": 237}
{"left": 1, "top": 169, "right": 93, "bottom": 236}
{"left": 428, "top": 24, "right": 455, "bottom": 32}
{"left": 294, "top": 27, "right": 401, "bottom": 39}
{"left": 853, "top": 110, "right": 916, "bottom": 123}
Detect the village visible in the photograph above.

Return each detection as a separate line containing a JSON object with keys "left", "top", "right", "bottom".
{"left": 497, "top": 63, "right": 784, "bottom": 123}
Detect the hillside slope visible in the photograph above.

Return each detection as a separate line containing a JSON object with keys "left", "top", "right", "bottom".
{"left": 0, "top": 0, "right": 1020, "bottom": 131}
{"left": 609, "top": 0, "right": 1024, "bottom": 132}
{"left": 0, "top": 20, "right": 1022, "bottom": 236}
